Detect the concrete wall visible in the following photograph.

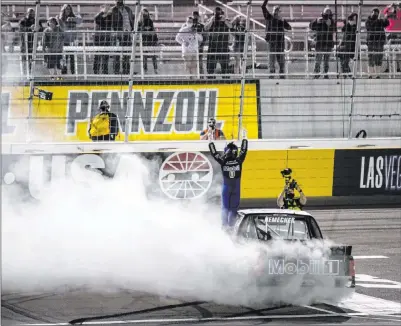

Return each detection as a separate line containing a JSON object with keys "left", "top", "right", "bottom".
{"left": 259, "top": 79, "right": 401, "bottom": 139}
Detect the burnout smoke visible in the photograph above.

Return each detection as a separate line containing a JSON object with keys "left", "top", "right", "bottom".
{"left": 2, "top": 154, "right": 349, "bottom": 306}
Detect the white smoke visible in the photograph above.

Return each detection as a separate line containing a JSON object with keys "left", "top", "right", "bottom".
{"left": 2, "top": 153, "right": 352, "bottom": 307}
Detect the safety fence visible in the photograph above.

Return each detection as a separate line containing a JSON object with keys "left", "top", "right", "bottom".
{"left": 2, "top": 30, "right": 401, "bottom": 80}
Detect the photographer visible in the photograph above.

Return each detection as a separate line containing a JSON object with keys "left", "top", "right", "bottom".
{"left": 200, "top": 118, "right": 225, "bottom": 140}
{"left": 277, "top": 169, "right": 307, "bottom": 211}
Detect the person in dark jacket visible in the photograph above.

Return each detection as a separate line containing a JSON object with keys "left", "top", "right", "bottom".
{"left": 209, "top": 139, "right": 248, "bottom": 231}
{"left": 109, "top": 0, "right": 135, "bottom": 75}
{"left": 19, "top": 8, "right": 44, "bottom": 75}
{"left": 93, "top": 5, "right": 112, "bottom": 74}
{"left": 42, "top": 17, "right": 64, "bottom": 80}
{"left": 204, "top": 7, "right": 232, "bottom": 79}
{"left": 365, "top": 8, "right": 390, "bottom": 78}
{"left": 193, "top": 11, "right": 206, "bottom": 76}
{"left": 310, "top": 7, "right": 337, "bottom": 79}
{"left": 338, "top": 13, "right": 358, "bottom": 77}
{"left": 88, "top": 100, "right": 120, "bottom": 141}
{"left": 138, "top": 8, "right": 158, "bottom": 74}
{"left": 230, "top": 15, "right": 246, "bottom": 74}
{"left": 262, "top": 0, "right": 291, "bottom": 79}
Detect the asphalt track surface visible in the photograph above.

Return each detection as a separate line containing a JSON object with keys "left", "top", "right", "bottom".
{"left": 2, "top": 208, "right": 401, "bottom": 326}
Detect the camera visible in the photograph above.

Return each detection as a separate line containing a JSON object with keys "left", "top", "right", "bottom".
{"left": 34, "top": 88, "right": 53, "bottom": 101}
{"left": 288, "top": 179, "right": 298, "bottom": 190}
{"left": 280, "top": 168, "right": 298, "bottom": 190}
{"left": 280, "top": 168, "right": 292, "bottom": 178}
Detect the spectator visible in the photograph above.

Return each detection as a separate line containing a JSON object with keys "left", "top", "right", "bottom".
{"left": 192, "top": 11, "right": 206, "bottom": 77}
{"left": 42, "top": 17, "right": 64, "bottom": 80}
{"left": 93, "top": 5, "right": 112, "bottom": 75}
{"left": 310, "top": 7, "right": 336, "bottom": 79}
{"left": 365, "top": 8, "right": 390, "bottom": 78}
{"left": 176, "top": 16, "right": 203, "bottom": 78}
{"left": 88, "top": 100, "right": 120, "bottom": 142}
{"left": 383, "top": 2, "right": 401, "bottom": 73}
{"left": 138, "top": 8, "right": 158, "bottom": 74}
{"left": 19, "top": 8, "right": 44, "bottom": 75}
{"left": 338, "top": 13, "right": 358, "bottom": 78}
{"left": 200, "top": 118, "right": 225, "bottom": 140}
{"left": 204, "top": 7, "right": 232, "bottom": 79}
{"left": 109, "top": 0, "right": 135, "bottom": 75}
{"left": 57, "top": 4, "right": 82, "bottom": 76}
{"left": 1, "top": 21, "right": 11, "bottom": 73}
{"left": 261, "top": 0, "right": 291, "bottom": 79}
{"left": 230, "top": 15, "right": 246, "bottom": 75}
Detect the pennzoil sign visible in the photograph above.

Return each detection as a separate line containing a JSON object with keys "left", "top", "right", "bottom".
{"left": 1, "top": 82, "right": 260, "bottom": 141}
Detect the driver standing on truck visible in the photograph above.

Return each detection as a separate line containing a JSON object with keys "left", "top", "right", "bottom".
{"left": 277, "top": 179, "right": 307, "bottom": 210}
{"left": 209, "top": 138, "right": 248, "bottom": 231}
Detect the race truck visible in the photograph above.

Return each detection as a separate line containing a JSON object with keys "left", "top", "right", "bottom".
{"left": 232, "top": 209, "right": 356, "bottom": 293}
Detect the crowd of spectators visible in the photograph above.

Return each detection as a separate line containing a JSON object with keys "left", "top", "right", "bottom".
{"left": 1, "top": 0, "right": 401, "bottom": 78}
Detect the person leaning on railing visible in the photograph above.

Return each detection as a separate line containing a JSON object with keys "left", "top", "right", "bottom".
{"left": 338, "top": 13, "right": 358, "bottom": 78}
{"left": 365, "top": 7, "right": 390, "bottom": 79}
{"left": 93, "top": 4, "right": 112, "bottom": 75}
{"left": 261, "top": 0, "right": 292, "bottom": 79}
{"left": 42, "top": 17, "right": 64, "bottom": 80}
{"left": 56, "top": 4, "right": 83, "bottom": 76}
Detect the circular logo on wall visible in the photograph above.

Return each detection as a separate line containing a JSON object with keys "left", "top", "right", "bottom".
{"left": 159, "top": 152, "right": 214, "bottom": 200}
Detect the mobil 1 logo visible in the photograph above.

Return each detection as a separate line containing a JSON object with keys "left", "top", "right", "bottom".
{"left": 333, "top": 148, "right": 401, "bottom": 196}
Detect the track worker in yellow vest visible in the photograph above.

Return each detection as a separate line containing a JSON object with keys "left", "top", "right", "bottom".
{"left": 88, "top": 100, "right": 120, "bottom": 141}
{"left": 277, "top": 179, "right": 307, "bottom": 211}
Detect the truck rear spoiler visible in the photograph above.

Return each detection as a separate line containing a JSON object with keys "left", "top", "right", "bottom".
{"left": 330, "top": 245, "right": 352, "bottom": 256}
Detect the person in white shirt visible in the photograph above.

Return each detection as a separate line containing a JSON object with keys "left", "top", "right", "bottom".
{"left": 176, "top": 16, "right": 203, "bottom": 78}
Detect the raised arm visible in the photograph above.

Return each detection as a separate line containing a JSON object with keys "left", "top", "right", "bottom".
{"left": 208, "top": 142, "right": 224, "bottom": 165}
{"left": 261, "top": 0, "right": 272, "bottom": 20}
{"left": 238, "top": 138, "right": 248, "bottom": 163}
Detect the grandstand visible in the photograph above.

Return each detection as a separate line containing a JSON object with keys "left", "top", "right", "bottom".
{"left": 1, "top": 0, "right": 400, "bottom": 142}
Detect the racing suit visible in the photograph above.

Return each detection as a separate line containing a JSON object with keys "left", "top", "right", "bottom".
{"left": 209, "top": 139, "right": 248, "bottom": 228}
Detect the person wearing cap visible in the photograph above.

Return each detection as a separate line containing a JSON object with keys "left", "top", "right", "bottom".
{"left": 365, "top": 7, "right": 390, "bottom": 78}
{"left": 200, "top": 118, "right": 225, "bottom": 140}
{"left": 88, "top": 100, "right": 120, "bottom": 141}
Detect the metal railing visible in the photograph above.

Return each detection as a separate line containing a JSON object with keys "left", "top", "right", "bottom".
{"left": 2, "top": 30, "right": 401, "bottom": 80}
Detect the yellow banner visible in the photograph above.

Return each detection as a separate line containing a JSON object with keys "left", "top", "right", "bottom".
{"left": 1, "top": 82, "right": 260, "bottom": 142}
{"left": 241, "top": 149, "right": 335, "bottom": 198}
